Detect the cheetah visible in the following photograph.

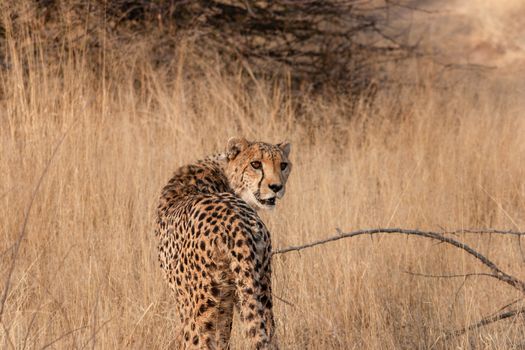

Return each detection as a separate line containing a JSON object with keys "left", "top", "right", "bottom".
{"left": 155, "top": 138, "right": 292, "bottom": 349}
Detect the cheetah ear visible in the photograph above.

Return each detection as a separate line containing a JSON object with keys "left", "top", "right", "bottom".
{"left": 227, "top": 137, "right": 249, "bottom": 160}
{"left": 277, "top": 141, "right": 291, "bottom": 157}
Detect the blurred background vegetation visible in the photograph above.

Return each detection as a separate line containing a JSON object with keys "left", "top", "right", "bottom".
{"left": 1, "top": 0, "right": 423, "bottom": 99}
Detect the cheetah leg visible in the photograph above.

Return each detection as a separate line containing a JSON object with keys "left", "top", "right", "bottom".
{"left": 230, "top": 249, "right": 273, "bottom": 349}
{"left": 258, "top": 259, "right": 276, "bottom": 344}
{"left": 213, "top": 298, "right": 235, "bottom": 350}
{"left": 177, "top": 305, "right": 220, "bottom": 350}
{"left": 209, "top": 281, "right": 236, "bottom": 350}
{"left": 176, "top": 281, "right": 236, "bottom": 350}
{"left": 172, "top": 288, "right": 204, "bottom": 350}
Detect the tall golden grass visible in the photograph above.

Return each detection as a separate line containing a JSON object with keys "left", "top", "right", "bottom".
{"left": 1, "top": 4, "right": 525, "bottom": 349}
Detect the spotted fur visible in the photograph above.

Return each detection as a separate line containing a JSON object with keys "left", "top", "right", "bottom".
{"left": 155, "top": 138, "right": 292, "bottom": 349}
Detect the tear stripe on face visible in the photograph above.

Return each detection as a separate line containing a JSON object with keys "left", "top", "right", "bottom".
{"left": 256, "top": 163, "right": 265, "bottom": 199}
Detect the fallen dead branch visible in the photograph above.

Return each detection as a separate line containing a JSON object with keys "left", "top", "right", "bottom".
{"left": 448, "top": 306, "right": 525, "bottom": 337}
{"left": 273, "top": 227, "right": 525, "bottom": 337}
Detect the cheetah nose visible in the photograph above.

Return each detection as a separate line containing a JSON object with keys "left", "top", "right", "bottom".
{"left": 269, "top": 183, "right": 283, "bottom": 193}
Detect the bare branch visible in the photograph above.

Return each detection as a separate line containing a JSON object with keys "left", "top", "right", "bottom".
{"left": 273, "top": 228, "right": 525, "bottom": 294}
{"left": 384, "top": 0, "right": 440, "bottom": 14}
{"left": 275, "top": 228, "right": 525, "bottom": 338}
{"left": 448, "top": 306, "right": 525, "bottom": 337}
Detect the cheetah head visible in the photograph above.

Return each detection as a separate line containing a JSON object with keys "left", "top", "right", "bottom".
{"left": 225, "top": 137, "right": 292, "bottom": 211}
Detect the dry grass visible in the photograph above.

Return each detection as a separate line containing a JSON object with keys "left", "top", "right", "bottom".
{"left": 1, "top": 5, "right": 525, "bottom": 349}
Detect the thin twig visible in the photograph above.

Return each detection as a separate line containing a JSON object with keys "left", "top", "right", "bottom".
{"left": 449, "top": 277, "right": 468, "bottom": 326}
{"left": 489, "top": 298, "right": 524, "bottom": 317}
{"left": 79, "top": 318, "right": 113, "bottom": 350}
{"left": 40, "top": 325, "right": 89, "bottom": 350}
{"left": 0, "top": 121, "right": 77, "bottom": 321}
{"left": 444, "top": 229, "right": 525, "bottom": 237}
{"left": 124, "top": 303, "right": 154, "bottom": 346}
{"left": 1, "top": 320, "right": 15, "bottom": 350}
{"left": 403, "top": 270, "right": 497, "bottom": 280}
{"left": 23, "top": 244, "right": 80, "bottom": 350}
{"left": 273, "top": 295, "right": 295, "bottom": 308}
{"left": 0, "top": 244, "right": 15, "bottom": 259}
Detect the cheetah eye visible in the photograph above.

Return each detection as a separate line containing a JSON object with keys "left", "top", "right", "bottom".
{"left": 251, "top": 161, "right": 262, "bottom": 169}
{"left": 280, "top": 162, "right": 288, "bottom": 171}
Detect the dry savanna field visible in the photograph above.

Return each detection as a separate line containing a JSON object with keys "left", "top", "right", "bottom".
{"left": 1, "top": 2, "right": 525, "bottom": 349}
